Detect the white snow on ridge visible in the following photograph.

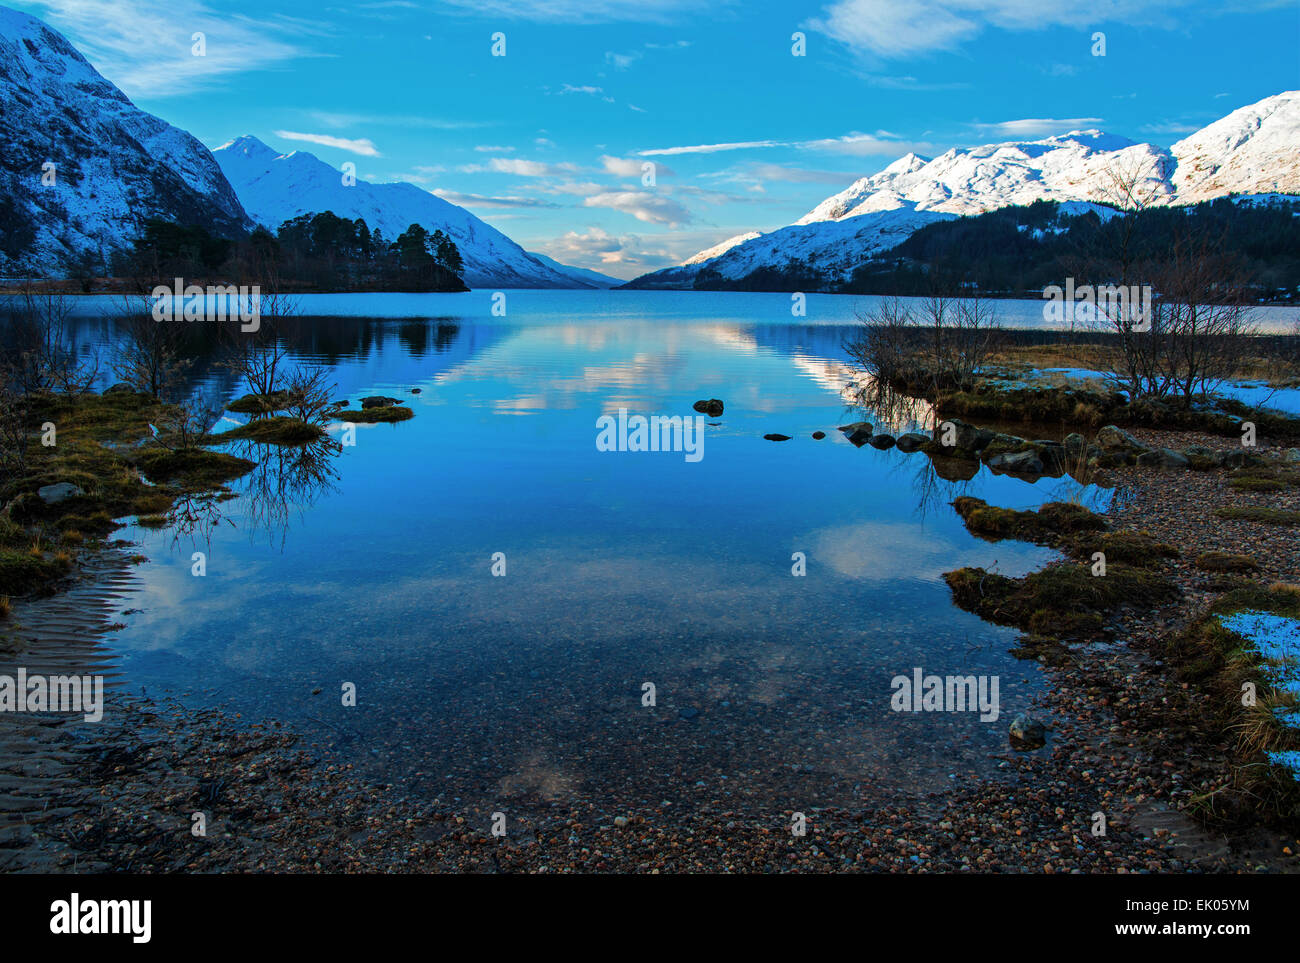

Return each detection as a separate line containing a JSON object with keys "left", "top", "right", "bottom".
{"left": 645, "top": 91, "right": 1300, "bottom": 288}
{"left": 0, "top": 6, "right": 250, "bottom": 273}
{"left": 1172, "top": 91, "right": 1300, "bottom": 203}
{"left": 214, "top": 136, "right": 585, "bottom": 289}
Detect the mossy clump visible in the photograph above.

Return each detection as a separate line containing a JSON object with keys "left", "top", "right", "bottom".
{"left": 951, "top": 496, "right": 1106, "bottom": 544}
{"left": 0, "top": 547, "right": 74, "bottom": 597}
{"left": 1214, "top": 506, "right": 1300, "bottom": 527}
{"left": 1068, "top": 529, "right": 1180, "bottom": 567}
{"left": 135, "top": 448, "right": 256, "bottom": 489}
{"left": 1227, "top": 466, "right": 1298, "bottom": 492}
{"left": 1195, "top": 551, "right": 1259, "bottom": 573}
{"left": 211, "top": 416, "right": 325, "bottom": 446}
{"left": 337, "top": 405, "right": 414, "bottom": 424}
{"left": 943, "top": 560, "right": 1177, "bottom": 640}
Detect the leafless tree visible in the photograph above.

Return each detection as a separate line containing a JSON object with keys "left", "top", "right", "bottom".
{"left": 110, "top": 294, "right": 193, "bottom": 400}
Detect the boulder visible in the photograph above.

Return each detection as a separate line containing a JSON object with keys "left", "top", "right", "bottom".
{"left": 895, "top": 432, "right": 928, "bottom": 453}
{"left": 763, "top": 433, "right": 792, "bottom": 441}
{"left": 986, "top": 450, "right": 1045, "bottom": 475}
{"left": 1222, "top": 450, "right": 1267, "bottom": 469}
{"left": 1009, "top": 713, "right": 1047, "bottom": 749}
{"left": 867, "top": 433, "right": 896, "bottom": 450}
{"left": 361, "top": 395, "right": 402, "bottom": 409}
{"left": 937, "top": 419, "right": 995, "bottom": 454}
{"left": 1157, "top": 447, "right": 1190, "bottom": 469}
{"left": 811, "top": 431, "right": 826, "bottom": 440}
{"left": 842, "top": 424, "right": 873, "bottom": 448}
{"left": 37, "top": 482, "right": 83, "bottom": 505}
{"left": 1096, "top": 425, "right": 1150, "bottom": 454}
{"left": 1063, "top": 433, "right": 1088, "bottom": 459}
{"left": 693, "top": 399, "right": 724, "bottom": 417}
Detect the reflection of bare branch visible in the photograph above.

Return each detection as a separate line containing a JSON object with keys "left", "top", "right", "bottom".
{"left": 156, "top": 491, "right": 236, "bottom": 548}
{"left": 225, "top": 436, "right": 343, "bottom": 550}
{"left": 906, "top": 450, "right": 975, "bottom": 522}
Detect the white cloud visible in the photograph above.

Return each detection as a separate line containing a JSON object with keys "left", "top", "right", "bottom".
{"left": 638, "top": 139, "right": 783, "bottom": 156}
{"left": 970, "top": 117, "right": 1104, "bottom": 137}
{"left": 461, "top": 157, "right": 580, "bottom": 176}
{"left": 582, "top": 191, "right": 692, "bottom": 226}
{"left": 530, "top": 226, "right": 698, "bottom": 279}
{"left": 273, "top": 130, "right": 382, "bottom": 156}
{"left": 600, "top": 156, "right": 677, "bottom": 178}
{"left": 19, "top": 0, "right": 312, "bottom": 96}
{"left": 474, "top": 145, "right": 517, "bottom": 153}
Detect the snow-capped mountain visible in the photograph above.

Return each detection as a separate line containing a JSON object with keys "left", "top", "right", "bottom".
{"left": 0, "top": 6, "right": 251, "bottom": 274}
{"left": 628, "top": 91, "right": 1300, "bottom": 289}
{"left": 214, "top": 136, "right": 589, "bottom": 289}
{"left": 1171, "top": 91, "right": 1300, "bottom": 202}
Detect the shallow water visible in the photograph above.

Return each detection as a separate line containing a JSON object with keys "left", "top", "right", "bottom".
{"left": 54, "top": 292, "right": 1125, "bottom": 813}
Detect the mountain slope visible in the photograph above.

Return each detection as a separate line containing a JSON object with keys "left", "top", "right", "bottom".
{"left": 0, "top": 5, "right": 251, "bottom": 275}
{"left": 1171, "top": 91, "right": 1300, "bottom": 203}
{"left": 628, "top": 91, "right": 1300, "bottom": 290}
{"left": 525, "top": 252, "right": 621, "bottom": 288}
{"left": 214, "top": 136, "right": 582, "bottom": 289}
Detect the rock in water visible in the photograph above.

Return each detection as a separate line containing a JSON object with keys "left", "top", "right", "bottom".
{"left": 867, "top": 433, "right": 896, "bottom": 449}
{"left": 895, "top": 432, "right": 927, "bottom": 453}
{"left": 1009, "top": 713, "right": 1047, "bottom": 748}
{"left": 693, "top": 399, "right": 724, "bottom": 416}
{"left": 811, "top": 431, "right": 826, "bottom": 440}
{"left": 763, "top": 433, "right": 792, "bottom": 441}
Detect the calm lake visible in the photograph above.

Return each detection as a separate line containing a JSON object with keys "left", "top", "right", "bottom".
{"left": 56, "top": 290, "right": 1142, "bottom": 813}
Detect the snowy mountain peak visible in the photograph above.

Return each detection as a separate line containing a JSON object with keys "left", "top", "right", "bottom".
{"left": 213, "top": 136, "right": 596, "bottom": 288}
{"left": 633, "top": 91, "right": 1300, "bottom": 290}
{"left": 217, "top": 134, "right": 281, "bottom": 160}
{"left": 882, "top": 152, "right": 930, "bottom": 175}
{"left": 0, "top": 5, "right": 251, "bottom": 273}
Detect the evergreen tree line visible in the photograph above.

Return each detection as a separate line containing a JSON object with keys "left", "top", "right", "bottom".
{"left": 116, "top": 211, "right": 469, "bottom": 292}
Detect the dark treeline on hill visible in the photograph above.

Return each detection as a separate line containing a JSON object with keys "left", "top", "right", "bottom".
{"left": 115, "top": 211, "right": 468, "bottom": 292}
{"left": 692, "top": 198, "right": 1300, "bottom": 302}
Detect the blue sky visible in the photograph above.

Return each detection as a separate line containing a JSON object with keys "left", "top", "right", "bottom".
{"left": 12, "top": 0, "right": 1300, "bottom": 278}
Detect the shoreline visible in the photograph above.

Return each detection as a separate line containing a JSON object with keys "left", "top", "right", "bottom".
{"left": 4, "top": 431, "right": 1297, "bottom": 872}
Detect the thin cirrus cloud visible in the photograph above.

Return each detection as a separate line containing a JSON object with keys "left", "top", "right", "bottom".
{"left": 435, "top": 0, "right": 709, "bottom": 23}
{"left": 638, "top": 132, "right": 933, "bottom": 158}
{"left": 807, "top": 0, "right": 1226, "bottom": 59}
{"left": 273, "top": 130, "right": 382, "bottom": 156}
{"left": 432, "top": 190, "right": 561, "bottom": 209}
{"left": 17, "top": 0, "right": 312, "bottom": 97}
{"left": 969, "top": 117, "right": 1105, "bottom": 137}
